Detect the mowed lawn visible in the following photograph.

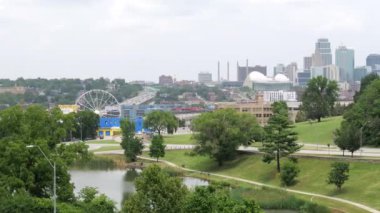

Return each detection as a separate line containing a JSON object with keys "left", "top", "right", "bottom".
{"left": 163, "top": 134, "right": 196, "bottom": 144}
{"left": 294, "top": 116, "right": 343, "bottom": 145}
{"left": 156, "top": 150, "right": 380, "bottom": 211}
{"left": 85, "top": 139, "right": 120, "bottom": 144}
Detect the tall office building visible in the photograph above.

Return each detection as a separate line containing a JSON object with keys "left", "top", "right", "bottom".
{"left": 273, "top": 64, "right": 285, "bottom": 75}
{"left": 303, "top": 56, "right": 312, "bottom": 71}
{"left": 366, "top": 54, "right": 380, "bottom": 70}
{"left": 335, "top": 46, "right": 355, "bottom": 82}
{"left": 284, "top": 62, "right": 298, "bottom": 85}
{"left": 312, "top": 38, "right": 332, "bottom": 66}
{"left": 354, "top": 66, "right": 371, "bottom": 82}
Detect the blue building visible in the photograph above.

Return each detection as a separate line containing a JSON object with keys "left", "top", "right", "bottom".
{"left": 97, "top": 117, "right": 121, "bottom": 137}
{"left": 297, "top": 72, "right": 311, "bottom": 87}
{"left": 121, "top": 104, "right": 185, "bottom": 121}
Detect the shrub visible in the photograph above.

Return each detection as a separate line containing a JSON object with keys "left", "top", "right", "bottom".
{"left": 327, "top": 162, "right": 349, "bottom": 190}
{"left": 281, "top": 161, "right": 300, "bottom": 186}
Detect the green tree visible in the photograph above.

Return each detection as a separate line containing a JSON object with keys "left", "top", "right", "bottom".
{"left": 260, "top": 102, "right": 301, "bottom": 172}
{"left": 0, "top": 105, "right": 101, "bottom": 205}
{"left": 123, "top": 165, "right": 188, "bottom": 213}
{"left": 334, "top": 121, "right": 360, "bottom": 157}
{"left": 120, "top": 119, "right": 144, "bottom": 162}
{"left": 78, "top": 187, "right": 116, "bottom": 213}
{"left": 149, "top": 135, "right": 166, "bottom": 161}
{"left": 301, "top": 76, "right": 338, "bottom": 122}
{"left": 353, "top": 73, "right": 379, "bottom": 102}
{"left": 79, "top": 187, "right": 98, "bottom": 203}
{"left": 75, "top": 110, "right": 99, "bottom": 140}
{"left": 192, "top": 108, "right": 263, "bottom": 166}
{"left": 144, "top": 111, "right": 178, "bottom": 135}
{"left": 338, "top": 79, "right": 380, "bottom": 147}
{"left": 184, "top": 186, "right": 260, "bottom": 213}
{"left": 280, "top": 160, "right": 300, "bottom": 186}
{"left": 327, "top": 162, "right": 350, "bottom": 190}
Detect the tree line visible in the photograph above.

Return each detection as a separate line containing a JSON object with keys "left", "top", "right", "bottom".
{"left": 0, "top": 78, "right": 142, "bottom": 107}
{"left": 334, "top": 73, "right": 380, "bottom": 155}
{"left": 0, "top": 104, "right": 112, "bottom": 212}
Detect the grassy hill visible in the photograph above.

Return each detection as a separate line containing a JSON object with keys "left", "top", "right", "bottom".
{"left": 154, "top": 150, "right": 380, "bottom": 211}
{"left": 294, "top": 116, "right": 343, "bottom": 145}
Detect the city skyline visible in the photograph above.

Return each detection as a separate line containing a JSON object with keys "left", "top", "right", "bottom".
{"left": 1, "top": 0, "right": 380, "bottom": 82}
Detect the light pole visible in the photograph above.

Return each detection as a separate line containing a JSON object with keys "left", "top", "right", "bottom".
{"left": 360, "top": 121, "right": 369, "bottom": 155}
{"left": 26, "top": 145, "right": 56, "bottom": 213}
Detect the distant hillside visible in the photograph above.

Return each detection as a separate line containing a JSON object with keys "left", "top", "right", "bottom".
{"left": 0, "top": 78, "right": 142, "bottom": 108}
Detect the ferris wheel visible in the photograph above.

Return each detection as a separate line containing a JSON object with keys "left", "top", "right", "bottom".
{"left": 75, "top": 90, "right": 120, "bottom": 117}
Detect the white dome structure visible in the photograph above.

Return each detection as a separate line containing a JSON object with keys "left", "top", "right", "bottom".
{"left": 247, "top": 71, "right": 271, "bottom": 82}
{"left": 274, "top": 73, "right": 290, "bottom": 82}
{"left": 243, "top": 71, "right": 293, "bottom": 91}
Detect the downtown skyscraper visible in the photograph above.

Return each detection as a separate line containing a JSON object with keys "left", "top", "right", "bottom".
{"left": 312, "top": 38, "right": 332, "bottom": 66}
{"left": 335, "top": 46, "right": 355, "bottom": 82}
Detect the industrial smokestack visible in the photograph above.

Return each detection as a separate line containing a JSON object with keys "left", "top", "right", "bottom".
{"left": 217, "top": 61, "right": 220, "bottom": 82}
{"left": 227, "top": 61, "right": 230, "bottom": 81}
{"left": 246, "top": 59, "right": 249, "bottom": 78}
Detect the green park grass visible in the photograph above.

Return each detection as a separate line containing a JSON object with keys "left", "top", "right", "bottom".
{"left": 91, "top": 145, "right": 123, "bottom": 152}
{"left": 163, "top": 134, "right": 196, "bottom": 144}
{"left": 294, "top": 116, "right": 343, "bottom": 145}
{"left": 85, "top": 139, "right": 120, "bottom": 144}
{"left": 150, "top": 150, "right": 380, "bottom": 211}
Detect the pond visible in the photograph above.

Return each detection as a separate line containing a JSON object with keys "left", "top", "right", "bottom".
{"left": 70, "top": 169, "right": 209, "bottom": 208}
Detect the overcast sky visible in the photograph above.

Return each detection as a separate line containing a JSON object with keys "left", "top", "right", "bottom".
{"left": 0, "top": 0, "right": 379, "bottom": 82}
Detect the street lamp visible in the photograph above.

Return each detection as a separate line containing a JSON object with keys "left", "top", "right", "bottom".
{"left": 26, "top": 145, "right": 56, "bottom": 213}
{"left": 360, "top": 121, "right": 369, "bottom": 155}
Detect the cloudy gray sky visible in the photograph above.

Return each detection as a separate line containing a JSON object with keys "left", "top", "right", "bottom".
{"left": 0, "top": 0, "right": 379, "bottom": 82}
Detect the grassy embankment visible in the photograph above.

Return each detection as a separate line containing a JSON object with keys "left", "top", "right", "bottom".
{"left": 143, "top": 150, "right": 380, "bottom": 212}
{"left": 163, "top": 134, "right": 196, "bottom": 144}
{"left": 162, "top": 116, "right": 343, "bottom": 146}
{"left": 95, "top": 154, "right": 334, "bottom": 212}
{"left": 294, "top": 116, "right": 343, "bottom": 145}
{"left": 85, "top": 139, "right": 120, "bottom": 144}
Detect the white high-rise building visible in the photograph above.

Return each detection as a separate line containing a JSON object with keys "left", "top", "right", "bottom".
{"left": 273, "top": 64, "right": 285, "bottom": 75}
{"left": 285, "top": 62, "right": 298, "bottom": 85}
{"left": 311, "top": 65, "right": 340, "bottom": 82}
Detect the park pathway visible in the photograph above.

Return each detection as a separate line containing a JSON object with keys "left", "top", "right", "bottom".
{"left": 138, "top": 156, "right": 380, "bottom": 213}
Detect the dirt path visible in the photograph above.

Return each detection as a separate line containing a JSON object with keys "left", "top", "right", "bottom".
{"left": 138, "top": 156, "right": 379, "bottom": 213}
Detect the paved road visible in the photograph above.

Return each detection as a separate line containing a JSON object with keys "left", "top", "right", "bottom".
{"left": 93, "top": 142, "right": 380, "bottom": 158}
{"left": 138, "top": 156, "right": 379, "bottom": 213}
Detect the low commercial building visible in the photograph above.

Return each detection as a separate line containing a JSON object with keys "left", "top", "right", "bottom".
{"left": 159, "top": 75, "right": 174, "bottom": 85}
{"left": 58, "top": 105, "right": 79, "bottom": 114}
{"left": 215, "top": 94, "right": 299, "bottom": 126}
{"left": 263, "top": 91, "right": 297, "bottom": 102}
{"left": 198, "top": 72, "right": 212, "bottom": 83}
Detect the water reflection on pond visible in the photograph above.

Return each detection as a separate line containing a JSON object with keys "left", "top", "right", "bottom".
{"left": 70, "top": 169, "right": 208, "bottom": 208}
